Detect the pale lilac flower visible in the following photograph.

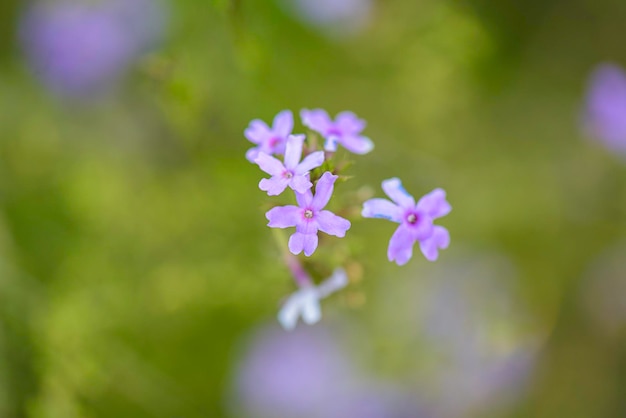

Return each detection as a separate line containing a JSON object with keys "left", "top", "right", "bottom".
{"left": 278, "top": 268, "right": 348, "bottom": 330}
{"left": 19, "top": 0, "right": 165, "bottom": 99}
{"left": 266, "top": 172, "right": 351, "bottom": 256}
{"left": 255, "top": 134, "right": 325, "bottom": 196}
{"left": 584, "top": 64, "right": 626, "bottom": 154}
{"left": 362, "top": 178, "right": 451, "bottom": 265}
{"left": 245, "top": 110, "right": 294, "bottom": 162}
{"left": 301, "top": 109, "right": 374, "bottom": 154}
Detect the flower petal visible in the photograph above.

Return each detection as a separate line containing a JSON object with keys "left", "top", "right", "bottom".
{"left": 301, "top": 292, "right": 322, "bottom": 325}
{"left": 382, "top": 178, "right": 415, "bottom": 208}
{"left": 295, "top": 190, "right": 313, "bottom": 208}
{"left": 272, "top": 110, "right": 293, "bottom": 137}
{"left": 266, "top": 205, "right": 301, "bottom": 228}
{"left": 335, "top": 111, "right": 366, "bottom": 135}
{"left": 277, "top": 296, "right": 301, "bottom": 331}
{"left": 419, "top": 225, "right": 450, "bottom": 262}
{"left": 311, "top": 171, "right": 337, "bottom": 211}
{"left": 260, "top": 177, "right": 290, "bottom": 196}
{"left": 245, "top": 147, "right": 260, "bottom": 163}
{"left": 301, "top": 108, "right": 333, "bottom": 133}
{"left": 416, "top": 188, "right": 451, "bottom": 219}
{"left": 244, "top": 119, "right": 271, "bottom": 144}
{"left": 295, "top": 151, "right": 325, "bottom": 175}
{"left": 284, "top": 134, "right": 305, "bottom": 169}
{"left": 254, "top": 152, "right": 285, "bottom": 176}
{"left": 317, "top": 210, "right": 351, "bottom": 237}
{"left": 289, "top": 175, "right": 313, "bottom": 194}
{"left": 362, "top": 198, "right": 403, "bottom": 222}
{"left": 339, "top": 135, "right": 374, "bottom": 154}
{"left": 387, "top": 224, "right": 416, "bottom": 266}
{"left": 288, "top": 232, "right": 319, "bottom": 256}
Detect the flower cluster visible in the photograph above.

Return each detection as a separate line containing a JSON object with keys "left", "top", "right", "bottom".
{"left": 245, "top": 109, "right": 451, "bottom": 329}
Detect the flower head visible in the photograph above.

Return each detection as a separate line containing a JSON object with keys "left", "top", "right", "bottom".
{"left": 266, "top": 172, "right": 351, "bottom": 256}
{"left": 362, "top": 178, "right": 451, "bottom": 265}
{"left": 278, "top": 268, "right": 348, "bottom": 330}
{"left": 245, "top": 110, "right": 294, "bottom": 162}
{"left": 584, "top": 63, "right": 626, "bottom": 154}
{"left": 255, "top": 134, "right": 325, "bottom": 196}
{"left": 301, "top": 109, "right": 373, "bottom": 154}
{"left": 19, "top": 0, "right": 165, "bottom": 99}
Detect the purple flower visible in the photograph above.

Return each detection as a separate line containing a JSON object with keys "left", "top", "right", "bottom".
{"left": 301, "top": 109, "right": 374, "bottom": 154}
{"left": 19, "top": 0, "right": 165, "bottom": 99}
{"left": 255, "top": 134, "right": 325, "bottom": 196}
{"left": 245, "top": 110, "right": 294, "bottom": 162}
{"left": 266, "top": 172, "right": 351, "bottom": 256}
{"left": 362, "top": 178, "right": 451, "bottom": 265}
{"left": 584, "top": 63, "right": 626, "bottom": 154}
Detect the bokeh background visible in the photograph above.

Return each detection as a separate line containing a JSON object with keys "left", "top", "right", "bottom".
{"left": 1, "top": 0, "right": 626, "bottom": 417}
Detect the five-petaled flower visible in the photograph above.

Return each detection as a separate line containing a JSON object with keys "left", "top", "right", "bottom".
{"left": 362, "top": 178, "right": 451, "bottom": 265}
{"left": 301, "top": 108, "right": 374, "bottom": 154}
{"left": 255, "top": 134, "right": 325, "bottom": 196}
{"left": 266, "top": 172, "right": 351, "bottom": 256}
{"left": 245, "top": 110, "right": 294, "bottom": 162}
{"left": 278, "top": 268, "right": 348, "bottom": 330}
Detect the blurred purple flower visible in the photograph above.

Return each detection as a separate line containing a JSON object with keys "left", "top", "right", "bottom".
{"left": 231, "top": 324, "right": 425, "bottom": 418}
{"left": 255, "top": 134, "right": 325, "bottom": 196}
{"left": 584, "top": 63, "right": 626, "bottom": 154}
{"left": 19, "top": 0, "right": 165, "bottom": 98}
{"left": 301, "top": 109, "right": 374, "bottom": 154}
{"left": 362, "top": 179, "right": 451, "bottom": 264}
{"left": 231, "top": 325, "right": 357, "bottom": 418}
{"left": 245, "top": 110, "right": 294, "bottom": 162}
{"left": 266, "top": 172, "right": 351, "bottom": 256}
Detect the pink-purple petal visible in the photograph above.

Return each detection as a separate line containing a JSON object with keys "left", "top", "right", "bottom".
{"left": 409, "top": 216, "right": 434, "bottom": 241}
{"left": 419, "top": 225, "right": 450, "bottom": 262}
{"left": 339, "top": 135, "right": 374, "bottom": 154}
{"left": 335, "top": 111, "right": 366, "bottom": 135}
{"left": 284, "top": 134, "right": 305, "bottom": 169}
{"left": 361, "top": 198, "right": 403, "bottom": 223}
{"left": 387, "top": 225, "right": 416, "bottom": 266}
{"left": 288, "top": 232, "right": 319, "bottom": 256}
{"left": 311, "top": 172, "right": 337, "bottom": 211}
{"left": 254, "top": 152, "right": 285, "bottom": 176}
{"left": 295, "top": 151, "right": 325, "bottom": 175}
{"left": 290, "top": 175, "right": 313, "bottom": 194}
{"left": 301, "top": 108, "right": 333, "bottom": 133}
{"left": 260, "top": 177, "right": 290, "bottom": 196}
{"left": 295, "top": 190, "right": 313, "bottom": 208}
{"left": 382, "top": 178, "right": 415, "bottom": 208}
{"left": 317, "top": 210, "right": 351, "bottom": 237}
{"left": 246, "top": 147, "right": 260, "bottom": 163}
{"left": 244, "top": 119, "right": 272, "bottom": 144}
{"left": 272, "top": 110, "right": 294, "bottom": 137}
{"left": 266, "top": 205, "right": 301, "bottom": 228}
{"left": 416, "top": 188, "right": 451, "bottom": 219}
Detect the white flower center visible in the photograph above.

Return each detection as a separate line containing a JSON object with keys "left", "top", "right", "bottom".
{"left": 304, "top": 209, "right": 314, "bottom": 219}
{"left": 406, "top": 213, "right": 418, "bottom": 224}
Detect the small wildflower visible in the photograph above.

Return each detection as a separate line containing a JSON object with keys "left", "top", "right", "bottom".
{"left": 266, "top": 172, "right": 351, "bottom": 256}
{"left": 245, "top": 110, "right": 294, "bottom": 162}
{"left": 584, "top": 63, "right": 626, "bottom": 154}
{"left": 301, "top": 108, "right": 373, "bottom": 154}
{"left": 362, "top": 178, "right": 451, "bottom": 265}
{"left": 255, "top": 134, "right": 325, "bottom": 196}
{"left": 278, "top": 268, "right": 348, "bottom": 330}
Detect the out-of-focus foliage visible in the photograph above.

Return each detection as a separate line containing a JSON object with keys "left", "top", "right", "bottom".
{"left": 0, "top": 0, "right": 625, "bottom": 417}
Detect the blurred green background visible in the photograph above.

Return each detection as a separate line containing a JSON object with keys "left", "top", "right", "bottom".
{"left": 1, "top": 0, "right": 626, "bottom": 417}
